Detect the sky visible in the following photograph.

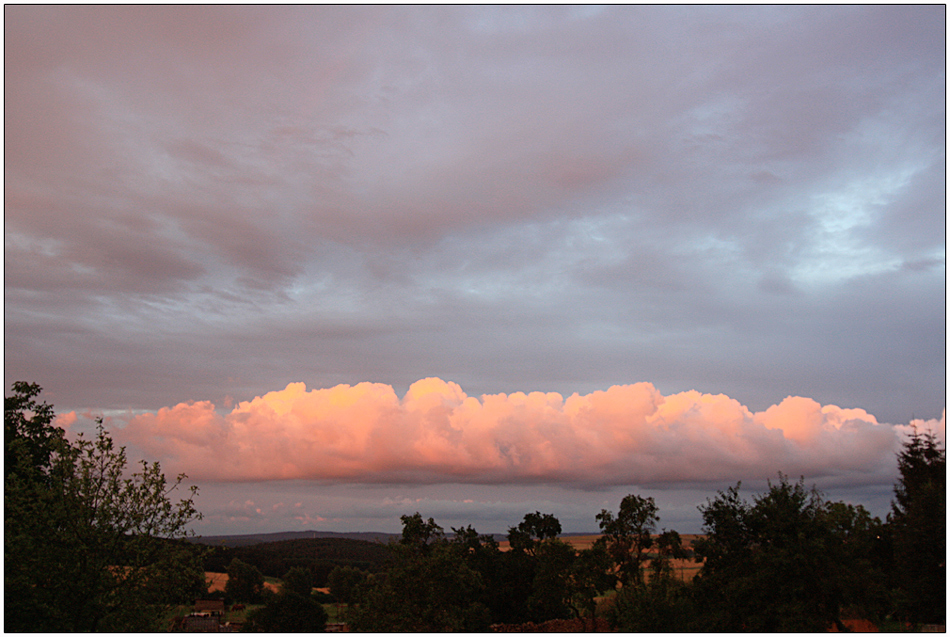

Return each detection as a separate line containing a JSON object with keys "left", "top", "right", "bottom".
{"left": 4, "top": 5, "right": 946, "bottom": 536}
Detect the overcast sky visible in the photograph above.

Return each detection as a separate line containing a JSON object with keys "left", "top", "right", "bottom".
{"left": 5, "top": 5, "right": 945, "bottom": 536}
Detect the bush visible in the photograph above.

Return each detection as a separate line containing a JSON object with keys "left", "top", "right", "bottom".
{"left": 243, "top": 591, "right": 328, "bottom": 632}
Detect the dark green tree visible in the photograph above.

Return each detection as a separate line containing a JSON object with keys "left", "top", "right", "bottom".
{"left": 282, "top": 566, "right": 314, "bottom": 598}
{"left": 595, "top": 493, "right": 659, "bottom": 588}
{"left": 4, "top": 382, "right": 205, "bottom": 632}
{"left": 607, "top": 528, "right": 693, "bottom": 631}
{"left": 326, "top": 564, "right": 368, "bottom": 605}
{"left": 243, "top": 590, "right": 328, "bottom": 632}
{"left": 5, "top": 381, "right": 63, "bottom": 482}
{"left": 567, "top": 542, "right": 615, "bottom": 627}
{"left": 691, "top": 474, "right": 884, "bottom": 631}
{"left": 507, "top": 511, "right": 562, "bottom": 555}
{"left": 822, "top": 501, "right": 890, "bottom": 623}
{"left": 346, "top": 518, "right": 491, "bottom": 632}
{"left": 526, "top": 537, "right": 576, "bottom": 622}
{"left": 888, "top": 427, "right": 946, "bottom": 624}
{"left": 398, "top": 512, "right": 445, "bottom": 555}
{"left": 225, "top": 558, "right": 266, "bottom": 604}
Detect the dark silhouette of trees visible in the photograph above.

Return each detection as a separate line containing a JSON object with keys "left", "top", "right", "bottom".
{"left": 346, "top": 515, "right": 491, "bottom": 631}
{"left": 225, "top": 558, "right": 265, "bottom": 604}
{"left": 823, "top": 501, "right": 890, "bottom": 623}
{"left": 888, "top": 427, "right": 946, "bottom": 624}
{"left": 507, "top": 511, "right": 562, "bottom": 555}
{"left": 327, "top": 565, "right": 369, "bottom": 605}
{"left": 567, "top": 541, "right": 615, "bottom": 626}
{"left": 398, "top": 512, "right": 445, "bottom": 554}
{"left": 690, "top": 474, "right": 891, "bottom": 631}
{"left": 201, "top": 536, "right": 388, "bottom": 585}
{"left": 282, "top": 566, "right": 314, "bottom": 597}
{"left": 243, "top": 590, "right": 328, "bottom": 632}
{"left": 595, "top": 493, "right": 659, "bottom": 588}
{"left": 4, "top": 382, "right": 206, "bottom": 632}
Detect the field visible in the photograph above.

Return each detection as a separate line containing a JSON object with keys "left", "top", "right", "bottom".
{"left": 496, "top": 533, "right": 705, "bottom": 582}
{"left": 204, "top": 571, "right": 282, "bottom": 594}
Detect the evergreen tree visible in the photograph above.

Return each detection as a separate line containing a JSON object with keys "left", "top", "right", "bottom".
{"left": 888, "top": 427, "right": 946, "bottom": 624}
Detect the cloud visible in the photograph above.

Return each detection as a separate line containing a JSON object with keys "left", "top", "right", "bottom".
{"left": 115, "top": 378, "right": 909, "bottom": 487}
{"left": 53, "top": 411, "right": 78, "bottom": 431}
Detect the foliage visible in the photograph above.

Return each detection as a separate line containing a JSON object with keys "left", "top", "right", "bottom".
{"left": 327, "top": 565, "right": 369, "bottom": 605}
{"left": 567, "top": 542, "right": 615, "bottom": 625}
{"left": 691, "top": 474, "right": 890, "bottom": 631}
{"left": 202, "top": 536, "right": 389, "bottom": 585}
{"left": 4, "top": 381, "right": 63, "bottom": 482}
{"left": 345, "top": 513, "right": 491, "bottom": 631}
{"left": 282, "top": 566, "right": 313, "bottom": 597}
{"left": 225, "top": 558, "right": 266, "bottom": 604}
{"left": 507, "top": 511, "right": 562, "bottom": 555}
{"left": 609, "top": 572, "right": 694, "bottom": 631}
{"left": 595, "top": 493, "right": 659, "bottom": 588}
{"left": 823, "top": 501, "right": 890, "bottom": 623}
{"left": 525, "top": 537, "right": 577, "bottom": 622}
{"left": 4, "top": 382, "right": 206, "bottom": 632}
{"left": 346, "top": 547, "right": 491, "bottom": 631}
{"left": 608, "top": 526, "right": 693, "bottom": 631}
{"left": 888, "top": 427, "right": 946, "bottom": 624}
{"left": 243, "top": 590, "right": 328, "bottom": 632}
{"left": 502, "top": 512, "right": 578, "bottom": 624}
{"left": 398, "top": 512, "right": 445, "bottom": 554}
{"left": 450, "top": 524, "right": 531, "bottom": 625}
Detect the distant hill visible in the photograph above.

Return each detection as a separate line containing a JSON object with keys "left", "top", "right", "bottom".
{"left": 191, "top": 529, "right": 603, "bottom": 549}
{"left": 197, "top": 535, "right": 396, "bottom": 585}
{"left": 190, "top": 529, "right": 397, "bottom": 548}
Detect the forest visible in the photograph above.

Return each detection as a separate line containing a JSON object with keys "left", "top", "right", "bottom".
{"left": 5, "top": 381, "right": 945, "bottom": 632}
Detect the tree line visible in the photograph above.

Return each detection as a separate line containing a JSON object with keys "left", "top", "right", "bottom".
{"left": 201, "top": 536, "right": 390, "bottom": 585}
{"left": 4, "top": 382, "right": 945, "bottom": 631}
{"left": 333, "top": 432, "right": 945, "bottom": 631}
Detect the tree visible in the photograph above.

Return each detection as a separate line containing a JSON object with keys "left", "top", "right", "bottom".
{"left": 608, "top": 569, "right": 693, "bottom": 632}
{"left": 567, "top": 542, "right": 615, "bottom": 627}
{"left": 691, "top": 474, "right": 885, "bottom": 631}
{"left": 398, "top": 512, "right": 445, "bottom": 555}
{"left": 525, "top": 537, "right": 576, "bottom": 622}
{"left": 607, "top": 528, "right": 693, "bottom": 631}
{"left": 822, "top": 501, "right": 890, "bottom": 623}
{"left": 4, "top": 382, "right": 206, "bottom": 632}
{"left": 225, "top": 558, "right": 266, "bottom": 604}
{"left": 243, "top": 590, "right": 328, "bottom": 632}
{"left": 507, "top": 511, "right": 562, "bottom": 555}
{"left": 888, "top": 427, "right": 946, "bottom": 624}
{"left": 282, "top": 566, "right": 314, "bottom": 598}
{"left": 326, "top": 565, "right": 368, "bottom": 605}
{"left": 595, "top": 494, "right": 659, "bottom": 588}
{"left": 346, "top": 513, "right": 491, "bottom": 631}
{"left": 5, "top": 381, "right": 63, "bottom": 482}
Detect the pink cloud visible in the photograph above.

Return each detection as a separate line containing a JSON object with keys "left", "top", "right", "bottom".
{"left": 53, "top": 411, "right": 78, "bottom": 431}
{"left": 117, "top": 378, "right": 910, "bottom": 486}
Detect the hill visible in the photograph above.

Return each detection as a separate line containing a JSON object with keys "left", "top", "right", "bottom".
{"left": 199, "top": 536, "right": 394, "bottom": 586}
{"left": 191, "top": 529, "right": 397, "bottom": 548}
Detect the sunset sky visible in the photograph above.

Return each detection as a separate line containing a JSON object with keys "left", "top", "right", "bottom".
{"left": 5, "top": 6, "right": 945, "bottom": 536}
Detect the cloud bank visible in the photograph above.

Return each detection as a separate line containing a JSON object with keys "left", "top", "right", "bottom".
{"left": 108, "top": 378, "right": 937, "bottom": 487}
